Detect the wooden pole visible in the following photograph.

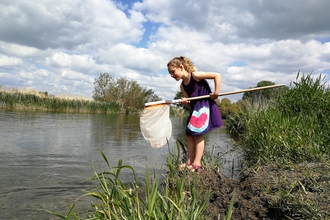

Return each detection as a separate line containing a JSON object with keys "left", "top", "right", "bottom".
{"left": 145, "top": 84, "right": 286, "bottom": 107}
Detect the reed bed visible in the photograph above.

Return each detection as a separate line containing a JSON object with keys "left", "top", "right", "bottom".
{"left": 0, "top": 89, "right": 121, "bottom": 114}
{"left": 49, "top": 149, "right": 235, "bottom": 220}
{"left": 227, "top": 73, "right": 330, "bottom": 219}
{"left": 228, "top": 73, "right": 330, "bottom": 164}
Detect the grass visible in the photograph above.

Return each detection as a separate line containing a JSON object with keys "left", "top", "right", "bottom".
{"left": 48, "top": 149, "right": 234, "bottom": 220}
{"left": 228, "top": 73, "right": 330, "bottom": 164}
{"left": 227, "top": 72, "right": 330, "bottom": 219}
{"left": 170, "top": 106, "right": 189, "bottom": 117}
{"left": 0, "top": 88, "right": 122, "bottom": 114}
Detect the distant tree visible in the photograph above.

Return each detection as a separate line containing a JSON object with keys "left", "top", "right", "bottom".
{"left": 242, "top": 80, "right": 277, "bottom": 104}
{"left": 219, "top": 98, "right": 238, "bottom": 118}
{"left": 235, "top": 99, "right": 251, "bottom": 111}
{"left": 92, "top": 73, "right": 114, "bottom": 101}
{"left": 173, "top": 91, "right": 190, "bottom": 111}
{"left": 173, "top": 91, "right": 183, "bottom": 101}
{"left": 92, "top": 73, "right": 160, "bottom": 110}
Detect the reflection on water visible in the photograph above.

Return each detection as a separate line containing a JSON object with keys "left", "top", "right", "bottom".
{"left": 0, "top": 110, "right": 242, "bottom": 219}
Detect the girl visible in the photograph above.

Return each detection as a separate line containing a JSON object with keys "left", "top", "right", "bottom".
{"left": 167, "top": 56, "right": 222, "bottom": 172}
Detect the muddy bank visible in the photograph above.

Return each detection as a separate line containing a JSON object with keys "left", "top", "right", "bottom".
{"left": 186, "top": 162, "right": 330, "bottom": 219}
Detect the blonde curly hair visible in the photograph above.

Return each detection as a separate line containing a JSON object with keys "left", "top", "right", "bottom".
{"left": 167, "top": 56, "right": 197, "bottom": 73}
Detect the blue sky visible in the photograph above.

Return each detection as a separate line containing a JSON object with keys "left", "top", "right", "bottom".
{"left": 1, "top": 0, "right": 330, "bottom": 101}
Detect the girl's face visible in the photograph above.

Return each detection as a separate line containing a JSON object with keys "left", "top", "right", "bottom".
{"left": 168, "top": 65, "right": 183, "bottom": 81}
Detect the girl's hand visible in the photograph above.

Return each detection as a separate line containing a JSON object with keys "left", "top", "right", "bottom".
{"left": 181, "top": 97, "right": 190, "bottom": 105}
{"left": 209, "top": 93, "right": 219, "bottom": 100}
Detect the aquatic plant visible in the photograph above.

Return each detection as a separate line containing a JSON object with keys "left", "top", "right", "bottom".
{"left": 228, "top": 73, "right": 330, "bottom": 164}
{"left": 0, "top": 89, "right": 122, "bottom": 113}
{"left": 226, "top": 72, "right": 330, "bottom": 219}
{"left": 48, "top": 149, "right": 234, "bottom": 220}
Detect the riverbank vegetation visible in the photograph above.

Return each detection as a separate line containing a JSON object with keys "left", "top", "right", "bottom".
{"left": 1, "top": 73, "right": 242, "bottom": 117}
{"left": 228, "top": 73, "right": 330, "bottom": 164}
{"left": 227, "top": 73, "right": 330, "bottom": 219}
{"left": 49, "top": 148, "right": 235, "bottom": 220}
{"left": 92, "top": 73, "right": 161, "bottom": 112}
{"left": 0, "top": 87, "right": 122, "bottom": 114}
{"left": 0, "top": 73, "right": 161, "bottom": 114}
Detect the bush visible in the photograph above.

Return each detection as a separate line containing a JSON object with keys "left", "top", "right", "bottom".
{"left": 228, "top": 73, "right": 330, "bottom": 164}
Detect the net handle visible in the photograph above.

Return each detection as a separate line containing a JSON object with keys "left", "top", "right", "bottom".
{"left": 145, "top": 84, "right": 285, "bottom": 107}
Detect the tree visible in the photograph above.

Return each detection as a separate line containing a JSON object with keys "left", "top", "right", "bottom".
{"left": 92, "top": 73, "right": 114, "bottom": 101}
{"left": 92, "top": 73, "right": 160, "bottom": 110}
{"left": 219, "top": 98, "right": 238, "bottom": 118}
{"left": 242, "top": 80, "right": 276, "bottom": 104}
{"left": 173, "top": 91, "right": 190, "bottom": 111}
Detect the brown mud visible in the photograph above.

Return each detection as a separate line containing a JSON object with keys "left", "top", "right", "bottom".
{"left": 184, "top": 162, "right": 330, "bottom": 220}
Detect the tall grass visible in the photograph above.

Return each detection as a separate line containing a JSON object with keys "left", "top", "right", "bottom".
{"left": 170, "top": 106, "right": 189, "bottom": 117}
{"left": 226, "top": 73, "right": 330, "bottom": 219}
{"left": 0, "top": 89, "right": 121, "bottom": 114}
{"left": 228, "top": 73, "right": 330, "bottom": 164}
{"left": 48, "top": 147, "right": 234, "bottom": 220}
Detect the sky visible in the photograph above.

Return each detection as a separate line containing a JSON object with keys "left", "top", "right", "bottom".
{"left": 1, "top": 0, "right": 330, "bottom": 102}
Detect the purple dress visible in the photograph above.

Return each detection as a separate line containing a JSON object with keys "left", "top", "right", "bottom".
{"left": 182, "top": 73, "right": 222, "bottom": 136}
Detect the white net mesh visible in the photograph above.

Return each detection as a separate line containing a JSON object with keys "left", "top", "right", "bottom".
{"left": 140, "top": 104, "right": 172, "bottom": 148}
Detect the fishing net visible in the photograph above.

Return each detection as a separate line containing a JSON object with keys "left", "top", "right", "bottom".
{"left": 140, "top": 104, "right": 172, "bottom": 148}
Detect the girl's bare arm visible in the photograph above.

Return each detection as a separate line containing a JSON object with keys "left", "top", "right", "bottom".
{"left": 192, "top": 71, "right": 221, "bottom": 98}
{"left": 180, "top": 84, "right": 191, "bottom": 104}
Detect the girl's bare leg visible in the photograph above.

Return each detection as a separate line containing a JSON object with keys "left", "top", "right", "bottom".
{"left": 193, "top": 135, "right": 204, "bottom": 167}
{"left": 186, "top": 135, "right": 196, "bottom": 165}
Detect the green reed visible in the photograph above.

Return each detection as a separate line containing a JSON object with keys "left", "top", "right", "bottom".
{"left": 228, "top": 73, "right": 330, "bottom": 164}
{"left": 48, "top": 146, "right": 235, "bottom": 220}
{"left": 226, "top": 73, "right": 330, "bottom": 219}
{"left": 0, "top": 90, "right": 121, "bottom": 113}
{"left": 49, "top": 149, "right": 232, "bottom": 220}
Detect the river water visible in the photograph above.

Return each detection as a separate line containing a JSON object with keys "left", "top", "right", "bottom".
{"left": 0, "top": 109, "right": 242, "bottom": 219}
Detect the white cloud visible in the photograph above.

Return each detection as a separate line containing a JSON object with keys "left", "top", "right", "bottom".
{"left": 0, "top": 0, "right": 330, "bottom": 102}
{"left": 0, "top": 55, "right": 23, "bottom": 67}
{"left": 0, "top": 72, "right": 21, "bottom": 86}
{"left": 61, "top": 69, "right": 93, "bottom": 82}
{"left": 98, "top": 43, "right": 164, "bottom": 74}
{"left": 0, "top": 42, "right": 40, "bottom": 57}
{"left": 0, "top": 0, "right": 145, "bottom": 51}
{"left": 46, "top": 52, "right": 96, "bottom": 70}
